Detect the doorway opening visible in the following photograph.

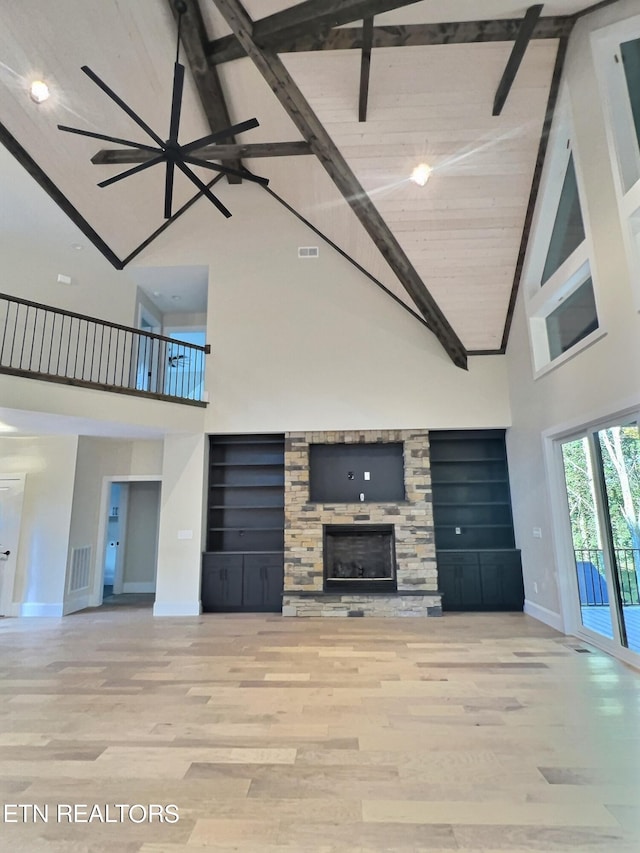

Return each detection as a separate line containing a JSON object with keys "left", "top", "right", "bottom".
{"left": 99, "top": 479, "right": 161, "bottom": 609}
{"left": 0, "top": 475, "right": 26, "bottom": 617}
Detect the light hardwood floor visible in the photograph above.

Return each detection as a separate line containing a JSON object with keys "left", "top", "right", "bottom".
{"left": 0, "top": 608, "right": 639, "bottom": 852}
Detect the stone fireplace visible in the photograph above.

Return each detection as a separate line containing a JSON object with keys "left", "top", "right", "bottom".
{"left": 282, "top": 429, "right": 441, "bottom": 617}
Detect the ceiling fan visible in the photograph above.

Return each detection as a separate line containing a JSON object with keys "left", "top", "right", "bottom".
{"left": 57, "top": 0, "right": 268, "bottom": 219}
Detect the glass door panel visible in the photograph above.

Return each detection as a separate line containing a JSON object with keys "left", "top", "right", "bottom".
{"left": 561, "top": 437, "right": 615, "bottom": 639}
{"left": 596, "top": 425, "right": 640, "bottom": 653}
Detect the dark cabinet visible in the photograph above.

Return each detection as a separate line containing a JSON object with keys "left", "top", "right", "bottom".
{"left": 202, "top": 553, "right": 283, "bottom": 612}
{"left": 203, "top": 434, "right": 285, "bottom": 613}
{"left": 430, "top": 430, "right": 523, "bottom": 612}
{"left": 437, "top": 550, "right": 524, "bottom": 611}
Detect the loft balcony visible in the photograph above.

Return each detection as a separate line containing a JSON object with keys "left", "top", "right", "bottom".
{"left": 0, "top": 292, "right": 209, "bottom": 406}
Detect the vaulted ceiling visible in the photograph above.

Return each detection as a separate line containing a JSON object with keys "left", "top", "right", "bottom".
{"left": 0, "top": 0, "right": 611, "bottom": 367}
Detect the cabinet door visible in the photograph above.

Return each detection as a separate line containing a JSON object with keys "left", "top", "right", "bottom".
{"left": 243, "top": 554, "right": 284, "bottom": 611}
{"left": 437, "top": 552, "right": 480, "bottom": 611}
{"left": 202, "top": 554, "right": 243, "bottom": 611}
{"left": 479, "top": 551, "right": 524, "bottom": 610}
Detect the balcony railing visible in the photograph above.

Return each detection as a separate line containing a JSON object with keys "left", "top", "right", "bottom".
{"left": 574, "top": 547, "right": 640, "bottom": 606}
{"left": 0, "top": 292, "right": 209, "bottom": 406}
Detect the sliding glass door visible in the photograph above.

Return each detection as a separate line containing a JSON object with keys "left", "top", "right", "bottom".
{"left": 560, "top": 422, "right": 640, "bottom": 655}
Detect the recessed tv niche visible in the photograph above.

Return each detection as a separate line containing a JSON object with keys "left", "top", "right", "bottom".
{"left": 309, "top": 442, "right": 405, "bottom": 503}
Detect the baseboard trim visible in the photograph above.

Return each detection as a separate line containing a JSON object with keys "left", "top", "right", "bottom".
{"left": 122, "top": 582, "right": 156, "bottom": 594}
{"left": 153, "top": 601, "right": 201, "bottom": 617}
{"left": 524, "top": 599, "right": 564, "bottom": 632}
{"left": 20, "top": 603, "right": 64, "bottom": 618}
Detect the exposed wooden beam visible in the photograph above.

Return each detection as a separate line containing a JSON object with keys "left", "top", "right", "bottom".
{"left": 207, "top": 16, "right": 574, "bottom": 63}
{"left": 501, "top": 35, "right": 571, "bottom": 351}
{"left": 213, "top": 0, "right": 467, "bottom": 369}
{"left": 0, "top": 121, "right": 124, "bottom": 270}
{"left": 493, "top": 5, "right": 544, "bottom": 116}
{"left": 358, "top": 17, "right": 374, "bottom": 123}
{"left": 92, "top": 141, "right": 311, "bottom": 165}
{"left": 167, "top": 0, "right": 242, "bottom": 183}
{"left": 206, "top": 0, "right": 425, "bottom": 63}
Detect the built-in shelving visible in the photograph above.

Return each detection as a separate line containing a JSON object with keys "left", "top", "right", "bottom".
{"left": 430, "top": 429, "right": 523, "bottom": 611}
{"left": 202, "top": 434, "right": 285, "bottom": 612}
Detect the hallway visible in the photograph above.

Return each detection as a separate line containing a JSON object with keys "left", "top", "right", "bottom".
{"left": 0, "top": 611, "right": 639, "bottom": 851}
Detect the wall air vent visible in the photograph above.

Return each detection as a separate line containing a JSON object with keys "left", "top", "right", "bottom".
{"left": 298, "top": 246, "right": 319, "bottom": 258}
{"left": 69, "top": 546, "right": 92, "bottom": 592}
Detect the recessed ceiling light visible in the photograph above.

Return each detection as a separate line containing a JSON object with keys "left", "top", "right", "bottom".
{"left": 30, "top": 80, "right": 50, "bottom": 104}
{"left": 152, "top": 291, "right": 162, "bottom": 297}
{"left": 70, "top": 243, "right": 84, "bottom": 251}
{"left": 170, "top": 295, "right": 182, "bottom": 302}
{"left": 410, "top": 163, "right": 432, "bottom": 187}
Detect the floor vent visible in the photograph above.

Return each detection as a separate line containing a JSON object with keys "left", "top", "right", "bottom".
{"left": 69, "top": 546, "right": 92, "bottom": 592}
{"left": 298, "top": 246, "right": 319, "bottom": 258}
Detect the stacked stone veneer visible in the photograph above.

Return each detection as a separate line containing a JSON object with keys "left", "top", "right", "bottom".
{"left": 282, "top": 429, "right": 441, "bottom": 617}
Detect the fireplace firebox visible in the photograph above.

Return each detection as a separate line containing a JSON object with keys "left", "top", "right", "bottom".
{"left": 323, "top": 524, "right": 397, "bottom": 592}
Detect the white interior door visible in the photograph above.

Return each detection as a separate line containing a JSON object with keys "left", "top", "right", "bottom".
{"left": 0, "top": 475, "right": 26, "bottom": 616}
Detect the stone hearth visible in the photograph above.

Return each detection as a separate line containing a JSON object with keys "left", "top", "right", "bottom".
{"left": 282, "top": 429, "right": 441, "bottom": 617}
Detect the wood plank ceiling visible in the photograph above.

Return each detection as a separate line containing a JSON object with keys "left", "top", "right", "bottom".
{"left": 0, "top": 0, "right": 611, "bottom": 363}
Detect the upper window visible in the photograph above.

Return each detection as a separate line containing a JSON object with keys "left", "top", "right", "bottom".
{"left": 524, "top": 90, "right": 602, "bottom": 375}
{"left": 621, "top": 37, "right": 640, "bottom": 158}
{"left": 541, "top": 154, "right": 586, "bottom": 284}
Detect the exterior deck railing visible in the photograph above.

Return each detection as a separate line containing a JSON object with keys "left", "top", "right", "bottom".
{"left": 0, "top": 292, "right": 209, "bottom": 406}
{"left": 574, "top": 547, "right": 640, "bottom": 606}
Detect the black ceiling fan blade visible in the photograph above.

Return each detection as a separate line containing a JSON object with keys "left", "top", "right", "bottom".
{"left": 169, "top": 62, "right": 185, "bottom": 144}
{"left": 174, "top": 160, "right": 232, "bottom": 218}
{"left": 181, "top": 118, "right": 260, "bottom": 155}
{"left": 81, "top": 65, "right": 166, "bottom": 148}
{"left": 164, "top": 160, "right": 175, "bottom": 220}
{"left": 57, "top": 125, "right": 161, "bottom": 153}
{"left": 97, "top": 154, "right": 165, "bottom": 188}
{"left": 182, "top": 154, "right": 269, "bottom": 186}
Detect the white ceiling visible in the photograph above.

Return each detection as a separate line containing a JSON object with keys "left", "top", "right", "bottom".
{"left": 0, "top": 0, "right": 599, "bottom": 354}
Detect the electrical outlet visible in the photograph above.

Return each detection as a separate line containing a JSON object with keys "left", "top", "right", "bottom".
{"left": 364, "top": 471, "right": 370, "bottom": 481}
{"left": 455, "top": 527, "right": 462, "bottom": 535}
{"left": 533, "top": 527, "right": 542, "bottom": 538}
{"left": 533, "top": 581, "right": 538, "bottom": 594}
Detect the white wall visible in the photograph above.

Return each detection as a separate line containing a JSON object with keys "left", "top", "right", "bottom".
{"left": 65, "top": 437, "right": 162, "bottom": 613}
{"left": 506, "top": 0, "right": 640, "bottom": 629}
{"left": 0, "top": 435, "right": 78, "bottom": 616}
{"left": 154, "top": 433, "right": 206, "bottom": 617}
{"left": 135, "top": 183, "right": 511, "bottom": 433}
{"left": 122, "top": 481, "right": 161, "bottom": 591}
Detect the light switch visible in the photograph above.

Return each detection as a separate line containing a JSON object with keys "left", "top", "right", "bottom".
{"left": 533, "top": 527, "right": 542, "bottom": 538}
{"left": 364, "top": 471, "right": 370, "bottom": 481}
{"left": 177, "top": 529, "right": 193, "bottom": 540}
{"left": 455, "top": 527, "right": 462, "bottom": 535}
{"left": 359, "top": 492, "right": 365, "bottom": 502}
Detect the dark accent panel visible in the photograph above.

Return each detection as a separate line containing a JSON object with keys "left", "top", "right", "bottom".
{"left": 493, "top": 5, "right": 544, "bottom": 116}
{"left": 358, "top": 17, "right": 374, "bottom": 123}
{"left": 309, "top": 443, "right": 405, "bottom": 503}
{"left": 0, "top": 121, "right": 124, "bottom": 270}
{"left": 168, "top": 0, "right": 243, "bottom": 182}
{"left": 214, "top": 0, "right": 467, "bottom": 369}
{"left": 92, "top": 141, "right": 312, "bottom": 165}
{"left": 501, "top": 36, "right": 571, "bottom": 351}
{"left": 207, "top": 18, "right": 574, "bottom": 62}
{"left": 206, "top": 0, "right": 426, "bottom": 63}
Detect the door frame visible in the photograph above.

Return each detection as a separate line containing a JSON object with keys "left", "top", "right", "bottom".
{"left": 544, "top": 403, "right": 640, "bottom": 669}
{"left": 0, "top": 473, "right": 26, "bottom": 617}
{"left": 93, "top": 474, "right": 162, "bottom": 607}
